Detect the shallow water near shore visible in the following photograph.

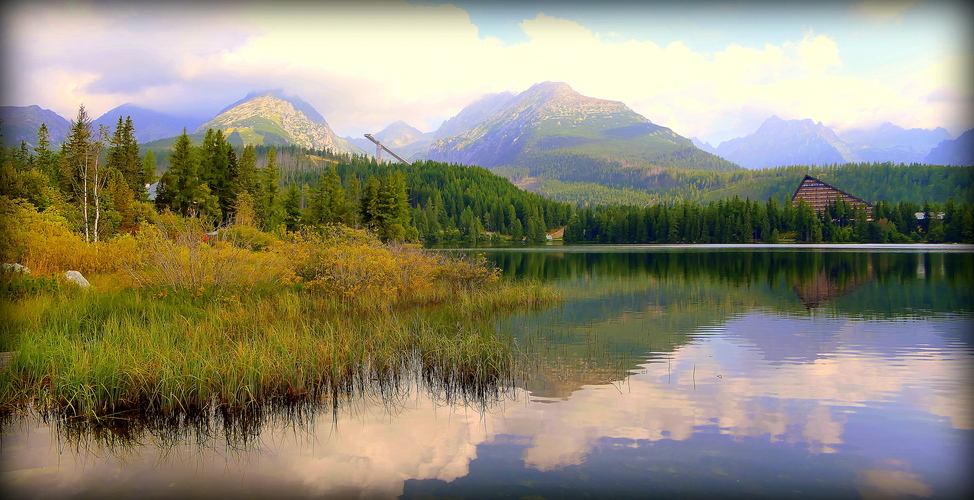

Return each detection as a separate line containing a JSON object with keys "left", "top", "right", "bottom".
{"left": 2, "top": 247, "right": 972, "bottom": 498}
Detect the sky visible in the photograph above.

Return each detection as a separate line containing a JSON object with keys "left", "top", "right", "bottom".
{"left": 1, "top": 0, "right": 971, "bottom": 145}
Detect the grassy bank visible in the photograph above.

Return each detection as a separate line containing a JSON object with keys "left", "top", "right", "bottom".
{"left": 0, "top": 211, "right": 559, "bottom": 425}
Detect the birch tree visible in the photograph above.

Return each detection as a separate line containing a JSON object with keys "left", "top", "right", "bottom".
{"left": 61, "top": 105, "right": 108, "bottom": 242}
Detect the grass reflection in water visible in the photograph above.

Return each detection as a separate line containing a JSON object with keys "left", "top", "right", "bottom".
{"left": 0, "top": 266, "right": 559, "bottom": 452}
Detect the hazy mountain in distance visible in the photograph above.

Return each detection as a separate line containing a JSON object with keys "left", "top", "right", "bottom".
{"left": 690, "top": 137, "right": 719, "bottom": 155}
{"left": 839, "top": 122, "right": 951, "bottom": 164}
{"left": 924, "top": 129, "right": 974, "bottom": 166}
{"left": 93, "top": 104, "right": 207, "bottom": 143}
{"left": 0, "top": 105, "right": 71, "bottom": 147}
{"left": 711, "top": 116, "right": 848, "bottom": 169}
{"left": 345, "top": 120, "right": 433, "bottom": 161}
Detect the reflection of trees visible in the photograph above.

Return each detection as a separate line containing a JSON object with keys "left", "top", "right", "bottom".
{"left": 486, "top": 250, "right": 973, "bottom": 317}
{"left": 486, "top": 250, "right": 973, "bottom": 398}
{"left": 791, "top": 253, "right": 873, "bottom": 309}
{"left": 505, "top": 277, "right": 764, "bottom": 398}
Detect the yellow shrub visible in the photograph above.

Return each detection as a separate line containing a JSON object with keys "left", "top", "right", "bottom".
{"left": 0, "top": 197, "right": 140, "bottom": 276}
{"left": 433, "top": 253, "right": 500, "bottom": 291}
{"left": 128, "top": 220, "right": 291, "bottom": 289}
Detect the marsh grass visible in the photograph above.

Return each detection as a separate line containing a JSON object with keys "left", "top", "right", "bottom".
{"left": 0, "top": 222, "right": 560, "bottom": 446}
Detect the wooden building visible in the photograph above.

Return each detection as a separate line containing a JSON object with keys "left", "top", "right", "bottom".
{"left": 791, "top": 175, "right": 872, "bottom": 218}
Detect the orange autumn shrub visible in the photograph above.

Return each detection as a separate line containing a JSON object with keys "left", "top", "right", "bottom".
{"left": 433, "top": 252, "right": 501, "bottom": 291}
{"left": 2, "top": 197, "right": 503, "bottom": 299}
{"left": 288, "top": 225, "right": 500, "bottom": 303}
{"left": 291, "top": 226, "right": 399, "bottom": 298}
{"left": 128, "top": 218, "right": 292, "bottom": 290}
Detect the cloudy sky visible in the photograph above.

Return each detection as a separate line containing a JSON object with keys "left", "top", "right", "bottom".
{"left": 1, "top": 0, "right": 970, "bottom": 145}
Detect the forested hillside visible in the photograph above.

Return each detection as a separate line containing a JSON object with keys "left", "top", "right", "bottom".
{"left": 258, "top": 145, "right": 572, "bottom": 244}
{"left": 532, "top": 161, "right": 971, "bottom": 207}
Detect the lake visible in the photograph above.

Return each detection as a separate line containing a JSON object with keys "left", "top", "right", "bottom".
{"left": 2, "top": 246, "right": 972, "bottom": 498}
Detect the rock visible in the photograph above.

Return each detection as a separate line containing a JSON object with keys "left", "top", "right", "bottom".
{"left": 64, "top": 270, "right": 91, "bottom": 288}
{"left": 1, "top": 263, "right": 29, "bottom": 274}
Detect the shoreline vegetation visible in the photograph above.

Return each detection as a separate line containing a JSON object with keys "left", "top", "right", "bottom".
{"left": 0, "top": 207, "right": 559, "bottom": 439}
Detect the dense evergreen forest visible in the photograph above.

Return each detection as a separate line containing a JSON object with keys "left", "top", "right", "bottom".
{"left": 515, "top": 152, "right": 972, "bottom": 207}
{"left": 2, "top": 105, "right": 972, "bottom": 249}
{"left": 564, "top": 196, "right": 973, "bottom": 244}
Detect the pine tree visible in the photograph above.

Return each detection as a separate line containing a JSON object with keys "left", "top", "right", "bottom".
{"left": 237, "top": 144, "right": 259, "bottom": 197}
{"left": 256, "top": 147, "right": 280, "bottom": 229}
{"left": 107, "top": 116, "right": 145, "bottom": 199}
{"left": 33, "top": 123, "right": 60, "bottom": 187}
{"left": 155, "top": 129, "right": 217, "bottom": 218}
{"left": 344, "top": 175, "right": 360, "bottom": 226}
{"left": 282, "top": 184, "right": 302, "bottom": 232}
{"left": 141, "top": 149, "right": 157, "bottom": 195}
{"left": 376, "top": 170, "right": 412, "bottom": 241}
{"left": 360, "top": 175, "right": 382, "bottom": 232}
{"left": 198, "top": 129, "right": 238, "bottom": 221}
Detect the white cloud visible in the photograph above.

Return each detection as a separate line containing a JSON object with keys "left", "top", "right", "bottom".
{"left": 2, "top": 0, "right": 970, "bottom": 142}
{"left": 795, "top": 32, "right": 842, "bottom": 75}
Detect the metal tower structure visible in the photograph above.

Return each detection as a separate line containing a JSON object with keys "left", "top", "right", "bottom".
{"left": 364, "top": 134, "right": 411, "bottom": 164}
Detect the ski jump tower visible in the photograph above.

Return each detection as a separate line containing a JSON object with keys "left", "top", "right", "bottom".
{"left": 364, "top": 134, "right": 411, "bottom": 164}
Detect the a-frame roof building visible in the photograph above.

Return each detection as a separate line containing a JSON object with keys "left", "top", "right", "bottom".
{"left": 791, "top": 175, "right": 872, "bottom": 217}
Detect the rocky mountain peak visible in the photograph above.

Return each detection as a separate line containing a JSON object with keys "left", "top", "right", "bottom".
{"left": 195, "top": 92, "right": 360, "bottom": 154}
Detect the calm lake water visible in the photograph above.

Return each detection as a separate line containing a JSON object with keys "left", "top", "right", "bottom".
{"left": 2, "top": 246, "right": 972, "bottom": 499}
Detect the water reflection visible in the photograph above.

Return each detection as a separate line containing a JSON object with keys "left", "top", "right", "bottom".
{"left": 401, "top": 313, "right": 972, "bottom": 498}
{"left": 2, "top": 249, "right": 972, "bottom": 498}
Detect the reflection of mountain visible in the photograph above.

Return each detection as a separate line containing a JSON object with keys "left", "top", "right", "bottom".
{"left": 793, "top": 258, "right": 874, "bottom": 309}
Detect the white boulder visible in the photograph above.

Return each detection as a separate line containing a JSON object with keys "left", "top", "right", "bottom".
{"left": 64, "top": 270, "right": 91, "bottom": 288}
{"left": 2, "top": 263, "right": 29, "bottom": 274}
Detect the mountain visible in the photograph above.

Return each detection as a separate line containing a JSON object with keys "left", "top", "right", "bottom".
{"left": 344, "top": 120, "right": 433, "bottom": 161}
{"left": 708, "top": 117, "right": 956, "bottom": 168}
{"left": 690, "top": 137, "right": 719, "bottom": 155}
{"left": 375, "top": 120, "right": 431, "bottom": 149}
{"left": 195, "top": 91, "right": 363, "bottom": 154}
{"left": 924, "top": 129, "right": 974, "bottom": 166}
{"left": 0, "top": 105, "right": 71, "bottom": 148}
{"left": 710, "top": 116, "right": 849, "bottom": 169}
{"left": 432, "top": 91, "right": 516, "bottom": 141}
{"left": 838, "top": 122, "right": 951, "bottom": 164}
{"left": 93, "top": 104, "right": 206, "bottom": 143}
{"left": 427, "top": 82, "right": 738, "bottom": 174}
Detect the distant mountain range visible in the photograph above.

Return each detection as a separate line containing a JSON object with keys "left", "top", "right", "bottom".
{"left": 0, "top": 105, "right": 71, "bottom": 147}
{"left": 93, "top": 104, "right": 206, "bottom": 143}
{"left": 924, "top": 129, "right": 974, "bottom": 166}
{"left": 4, "top": 85, "right": 971, "bottom": 175}
{"left": 692, "top": 116, "right": 964, "bottom": 168}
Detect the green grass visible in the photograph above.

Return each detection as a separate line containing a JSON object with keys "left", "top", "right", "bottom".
{"left": 0, "top": 279, "right": 559, "bottom": 425}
